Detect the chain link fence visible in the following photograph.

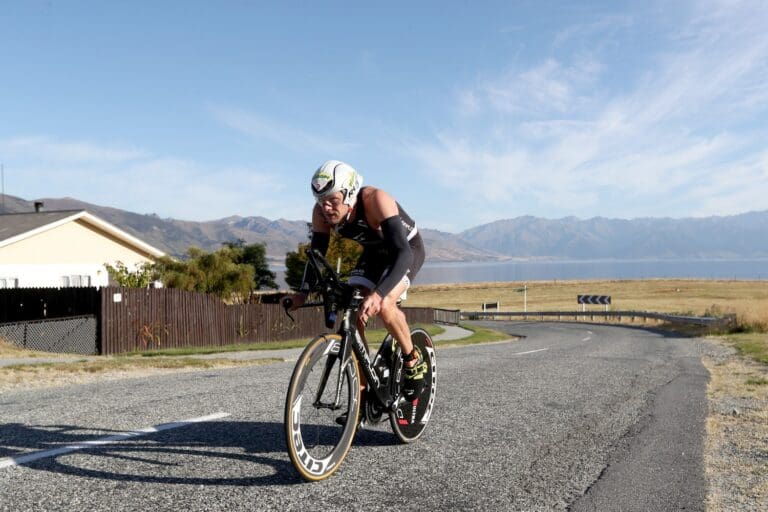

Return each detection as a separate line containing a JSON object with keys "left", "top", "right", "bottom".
{"left": 0, "top": 316, "right": 98, "bottom": 355}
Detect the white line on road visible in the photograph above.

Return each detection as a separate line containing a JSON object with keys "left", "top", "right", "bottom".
{"left": 0, "top": 411, "right": 231, "bottom": 469}
{"left": 582, "top": 330, "right": 594, "bottom": 342}
{"left": 512, "top": 348, "right": 549, "bottom": 356}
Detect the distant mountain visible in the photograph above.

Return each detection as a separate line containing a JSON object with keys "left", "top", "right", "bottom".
{"left": 419, "top": 228, "right": 507, "bottom": 262}
{"left": 0, "top": 195, "right": 502, "bottom": 263}
{"left": 5, "top": 196, "right": 312, "bottom": 262}
{"left": 3, "top": 195, "right": 767, "bottom": 261}
{"left": 460, "top": 213, "right": 768, "bottom": 259}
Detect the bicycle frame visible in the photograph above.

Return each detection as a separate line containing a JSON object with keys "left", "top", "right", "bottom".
{"left": 284, "top": 248, "right": 435, "bottom": 481}
{"left": 293, "top": 249, "right": 400, "bottom": 413}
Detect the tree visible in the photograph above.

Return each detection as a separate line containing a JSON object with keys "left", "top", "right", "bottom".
{"left": 153, "top": 246, "right": 255, "bottom": 302}
{"left": 104, "top": 261, "right": 155, "bottom": 288}
{"left": 284, "top": 242, "right": 310, "bottom": 290}
{"left": 222, "top": 239, "right": 278, "bottom": 290}
{"left": 284, "top": 232, "right": 363, "bottom": 291}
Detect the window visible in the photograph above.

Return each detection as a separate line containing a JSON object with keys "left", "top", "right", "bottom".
{"left": 61, "top": 275, "right": 92, "bottom": 287}
{"left": 0, "top": 277, "right": 19, "bottom": 288}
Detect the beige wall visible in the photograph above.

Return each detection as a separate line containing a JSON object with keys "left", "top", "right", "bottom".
{"left": 0, "top": 219, "right": 157, "bottom": 287}
{"left": 0, "top": 219, "right": 154, "bottom": 265}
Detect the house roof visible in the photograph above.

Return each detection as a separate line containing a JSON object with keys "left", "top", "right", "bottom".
{"left": 0, "top": 210, "right": 166, "bottom": 258}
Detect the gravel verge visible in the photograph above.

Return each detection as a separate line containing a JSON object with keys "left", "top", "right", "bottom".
{"left": 700, "top": 337, "right": 768, "bottom": 511}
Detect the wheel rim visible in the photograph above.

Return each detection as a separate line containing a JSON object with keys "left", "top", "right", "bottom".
{"left": 286, "top": 336, "right": 359, "bottom": 480}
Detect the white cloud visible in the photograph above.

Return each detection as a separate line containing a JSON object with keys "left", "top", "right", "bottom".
{"left": 552, "top": 14, "right": 634, "bottom": 49}
{"left": 409, "top": 1, "right": 768, "bottom": 221}
{"left": 0, "top": 135, "right": 296, "bottom": 221}
{"left": 482, "top": 58, "right": 601, "bottom": 116}
{"left": 211, "top": 107, "right": 358, "bottom": 155}
{"left": 0, "top": 136, "right": 147, "bottom": 163}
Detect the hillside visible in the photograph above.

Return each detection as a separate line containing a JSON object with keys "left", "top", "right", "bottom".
{"left": 0, "top": 195, "right": 503, "bottom": 262}
{"left": 460, "top": 213, "right": 768, "bottom": 259}
{"left": 3, "top": 195, "right": 767, "bottom": 261}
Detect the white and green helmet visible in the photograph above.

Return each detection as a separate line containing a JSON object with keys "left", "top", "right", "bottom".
{"left": 311, "top": 160, "right": 363, "bottom": 206}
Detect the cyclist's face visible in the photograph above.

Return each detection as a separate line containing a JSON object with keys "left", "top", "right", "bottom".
{"left": 318, "top": 192, "right": 348, "bottom": 224}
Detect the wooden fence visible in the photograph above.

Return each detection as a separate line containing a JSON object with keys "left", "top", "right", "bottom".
{"left": 1, "top": 287, "right": 444, "bottom": 355}
{"left": 434, "top": 308, "right": 461, "bottom": 325}
{"left": 100, "top": 287, "right": 435, "bottom": 354}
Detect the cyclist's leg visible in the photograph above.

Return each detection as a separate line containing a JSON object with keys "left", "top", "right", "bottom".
{"left": 380, "top": 236, "right": 425, "bottom": 359}
{"left": 377, "top": 279, "right": 414, "bottom": 355}
{"left": 348, "top": 250, "right": 383, "bottom": 374}
{"left": 349, "top": 247, "right": 425, "bottom": 397}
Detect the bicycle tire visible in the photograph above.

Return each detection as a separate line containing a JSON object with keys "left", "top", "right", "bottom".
{"left": 284, "top": 334, "right": 361, "bottom": 481}
{"left": 389, "top": 328, "right": 437, "bottom": 443}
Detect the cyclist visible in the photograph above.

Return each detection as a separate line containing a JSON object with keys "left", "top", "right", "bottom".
{"left": 285, "top": 159, "right": 427, "bottom": 404}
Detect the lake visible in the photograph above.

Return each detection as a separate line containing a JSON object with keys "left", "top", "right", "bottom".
{"left": 273, "top": 258, "right": 768, "bottom": 288}
{"left": 414, "top": 258, "right": 768, "bottom": 285}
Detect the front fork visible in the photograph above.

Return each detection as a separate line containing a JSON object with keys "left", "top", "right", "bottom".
{"left": 313, "top": 292, "right": 400, "bottom": 413}
{"left": 313, "top": 297, "right": 361, "bottom": 411}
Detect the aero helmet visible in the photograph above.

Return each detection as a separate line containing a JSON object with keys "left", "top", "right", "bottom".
{"left": 311, "top": 160, "right": 363, "bottom": 206}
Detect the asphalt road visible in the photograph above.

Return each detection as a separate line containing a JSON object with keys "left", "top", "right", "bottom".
{"left": 0, "top": 322, "right": 708, "bottom": 511}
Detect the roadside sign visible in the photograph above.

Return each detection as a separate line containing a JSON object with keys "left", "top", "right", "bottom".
{"left": 578, "top": 295, "right": 611, "bottom": 305}
{"left": 578, "top": 295, "right": 611, "bottom": 312}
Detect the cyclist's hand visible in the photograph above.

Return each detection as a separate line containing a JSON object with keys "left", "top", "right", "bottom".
{"left": 283, "top": 293, "right": 306, "bottom": 311}
{"left": 360, "top": 293, "right": 382, "bottom": 324}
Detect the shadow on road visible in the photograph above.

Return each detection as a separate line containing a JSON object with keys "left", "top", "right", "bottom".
{"left": 1, "top": 420, "right": 397, "bottom": 486}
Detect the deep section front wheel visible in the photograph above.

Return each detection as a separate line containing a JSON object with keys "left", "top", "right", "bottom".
{"left": 389, "top": 328, "right": 437, "bottom": 443}
{"left": 284, "top": 334, "right": 361, "bottom": 481}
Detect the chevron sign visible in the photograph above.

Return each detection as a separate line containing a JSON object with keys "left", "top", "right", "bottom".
{"left": 578, "top": 295, "right": 611, "bottom": 305}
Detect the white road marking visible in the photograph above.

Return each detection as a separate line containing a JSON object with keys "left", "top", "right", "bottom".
{"left": 0, "top": 411, "right": 230, "bottom": 469}
{"left": 582, "top": 330, "right": 594, "bottom": 342}
{"left": 512, "top": 348, "right": 549, "bottom": 356}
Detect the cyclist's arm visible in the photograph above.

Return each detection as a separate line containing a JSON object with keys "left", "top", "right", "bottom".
{"left": 366, "top": 189, "right": 413, "bottom": 299}
{"left": 293, "top": 206, "right": 332, "bottom": 301}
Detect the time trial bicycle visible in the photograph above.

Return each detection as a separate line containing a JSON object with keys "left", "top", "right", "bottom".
{"left": 282, "top": 248, "right": 436, "bottom": 481}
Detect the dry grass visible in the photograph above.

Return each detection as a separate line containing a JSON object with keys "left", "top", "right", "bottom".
{"left": 703, "top": 344, "right": 768, "bottom": 510}
{"left": 0, "top": 338, "right": 63, "bottom": 359}
{"left": 0, "top": 356, "right": 279, "bottom": 393}
{"left": 410, "top": 278, "right": 768, "bottom": 330}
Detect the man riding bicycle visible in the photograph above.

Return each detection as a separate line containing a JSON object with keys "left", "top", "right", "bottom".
{"left": 285, "top": 160, "right": 427, "bottom": 405}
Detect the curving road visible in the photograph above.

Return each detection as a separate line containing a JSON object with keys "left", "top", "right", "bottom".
{"left": 0, "top": 322, "right": 708, "bottom": 511}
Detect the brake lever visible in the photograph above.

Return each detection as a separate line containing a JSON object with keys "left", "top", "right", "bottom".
{"left": 282, "top": 298, "right": 296, "bottom": 323}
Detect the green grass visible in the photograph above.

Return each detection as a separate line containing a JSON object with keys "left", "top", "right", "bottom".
{"left": 723, "top": 332, "right": 768, "bottom": 365}
{"left": 437, "top": 323, "right": 513, "bottom": 347}
{"left": 746, "top": 378, "right": 768, "bottom": 386}
{"left": 0, "top": 323, "right": 510, "bottom": 385}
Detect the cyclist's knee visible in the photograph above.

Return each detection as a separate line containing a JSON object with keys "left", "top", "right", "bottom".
{"left": 379, "top": 300, "right": 404, "bottom": 323}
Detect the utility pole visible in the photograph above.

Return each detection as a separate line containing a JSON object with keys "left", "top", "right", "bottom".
{"left": 524, "top": 285, "right": 527, "bottom": 313}
{"left": 515, "top": 285, "right": 528, "bottom": 313}
{"left": 1, "top": 163, "right": 5, "bottom": 211}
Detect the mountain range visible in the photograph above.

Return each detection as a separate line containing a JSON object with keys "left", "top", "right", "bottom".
{"left": 2, "top": 194, "right": 767, "bottom": 263}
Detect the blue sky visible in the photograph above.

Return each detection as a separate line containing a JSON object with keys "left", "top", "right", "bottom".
{"left": 2, "top": 0, "right": 767, "bottom": 232}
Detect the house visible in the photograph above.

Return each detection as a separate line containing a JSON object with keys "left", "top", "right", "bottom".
{"left": 0, "top": 209, "right": 165, "bottom": 288}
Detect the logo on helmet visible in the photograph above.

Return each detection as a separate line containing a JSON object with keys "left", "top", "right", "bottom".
{"left": 311, "top": 160, "right": 363, "bottom": 206}
{"left": 311, "top": 174, "right": 332, "bottom": 194}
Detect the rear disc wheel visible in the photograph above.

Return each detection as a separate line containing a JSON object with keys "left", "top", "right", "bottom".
{"left": 389, "top": 328, "right": 437, "bottom": 443}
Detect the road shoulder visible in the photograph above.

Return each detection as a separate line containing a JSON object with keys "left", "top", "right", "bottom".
{"left": 701, "top": 337, "right": 768, "bottom": 510}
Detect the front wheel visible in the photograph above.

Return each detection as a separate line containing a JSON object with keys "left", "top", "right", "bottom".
{"left": 284, "top": 334, "right": 361, "bottom": 481}
{"left": 389, "top": 328, "right": 437, "bottom": 443}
